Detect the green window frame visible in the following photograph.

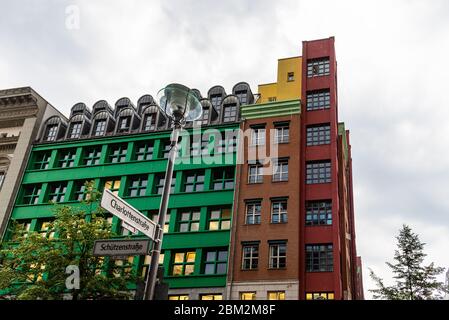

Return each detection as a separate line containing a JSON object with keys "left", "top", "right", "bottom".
{"left": 212, "top": 167, "right": 234, "bottom": 190}
{"left": 160, "top": 140, "right": 171, "bottom": 159}
{"left": 72, "top": 180, "right": 91, "bottom": 201}
{"left": 208, "top": 207, "right": 231, "bottom": 230}
{"left": 135, "top": 142, "right": 154, "bottom": 161}
{"left": 22, "top": 184, "right": 42, "bottom": 205}
{"left": 171, "top": 251, "right": 196, "bottom": 276}
{"left": 153, "top": 174, "right": 176, "bottom": 195}
{"left": 33, "top": 152, "right": 52, "bottom": 170}
{"left": 104, "top": 179, "right": 121, "bottom": 195}
{"left": 127, "top": 175, "right": 148, "bottom": 197}
{"left": 177, "top": 209, "right": 200, "bottom": 232}
{"left": 183, "top": 171, "right": 205, "bottom": 192}
{"left": 203, "top": 249, "right": 228, "bottom": 275}
{"left": 83, "top": 147, "right": 102, "bottom": 165}
{"left": 58, "top": 149, "right": 76, "bottom": 168}
{"left": 149, "top": 211, "right": 170, "bottom": 233}
{"left": 47, "top": 182, "right": 67, "bottom": 203}
{"left": 108, "top": 144, "right": 127, "bottom": 163}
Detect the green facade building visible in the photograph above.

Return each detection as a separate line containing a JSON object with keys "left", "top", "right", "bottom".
{"left": 3, "top": 83, "right": 255, "bottom": 300}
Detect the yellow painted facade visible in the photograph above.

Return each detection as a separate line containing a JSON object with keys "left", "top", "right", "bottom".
{"left": 257, "top": 56, "right": 302, "bottom": 103}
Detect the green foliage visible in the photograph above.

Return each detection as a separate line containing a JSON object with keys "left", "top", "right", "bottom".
{"left": 0, "top": 181, "right": 137, "bottom": 300}
{"left": 370, "top": 224, "right": 447, "bottom": 300}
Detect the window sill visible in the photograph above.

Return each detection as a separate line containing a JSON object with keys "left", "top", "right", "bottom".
{"left": 305, "top": 224, "right": 333, "bottom": 227}
{"left": 272, "top": 180, "right": 289, "bottom": 183}
{"left": 267, "top": 267, "right": 287, "bottom": 271}
{"left": 270, "top": 222, "right": 288, "bottom": 225}
{"left": 240, "top": 268, "right": 259, "bottom": 272}
{"left": 243, "top": 223, "right": 261, "bottom": 226}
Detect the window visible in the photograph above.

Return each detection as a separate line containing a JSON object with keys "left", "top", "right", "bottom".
{"left": 208, "top": 208, "right": 231, "bottom": 230}
{"left": 44, "top": 124, "right": 58, "bottom": 141}
{"left": 47, "top": 182, "right": 67, "bottom": 203}
{"left": 171, "top": 251, "right": 196, "bottom": 276}
{"left": 68, "top": 122, "right": 82, "bottom": 139}
{"left": 268, "top": 97, "right": 277, "bottom": 102}
{"left": 201, "top": 108, "right": 210, "bottom": 125}
{"left": 135, "top": 142, "right": 154, "bottom": 161}
{"left": 183, "top": 171, "right": 205, "bottom": 192}
{"left": 306, "top": 244, "right": 333, "bottom": 272}
{"left": 215, "top": 132, "right": 238, "bottom": 154}
{"left": 306, "top": 161, "right": 331, "bottom": 184}
{"left": 11, "top": 220, "right": 32, "bottom": 240}
{"left": 33, "top": 152, "right": 52, "bottom": 170}
{"left": 58, "top": 150, "right": 76, "bottom": 168}
{"left": 150, "top": 212, "right": 170, "bottom": 233}
{"left": 287, "top": 72, "right": 294, "bottom": 81}
{"left": 177, "top": 209, "right": 200, "bottom": 232}
{"left": 190, "top": 135, "right": 209, "bottom": 156}
{"left": 38, "top": 220, "right": 55, "bottom": 239}
{"left": 307, "top": 90, "right": 331, "bottom": 111}
{"left": 271, "top": 199, "right": 288, "bottom": 223}
{"left": 306, "top": 292, "right": 335, "bottom": 300}
{"left": 210, "top": 94, "right": 222, "bottom": 112}
{"left": 127, "top": 175, "right": 148, "bottom": 197}
{"left": 118, "top": 116, "right": 131, "bottom": 132}
{"left": 200, "top": 294, "right": 223, "bottom": 300}
{"left": 213, "top": 167, "right": 234, "bottom": 190}
{"left": 269, "top": 241, "right": 287, "bottom": 269}
{"left": 268, "top": 291, "right": 285, "bottom": 300}
{"left": 108, "top": 144, "right": 127, "bottom": 163}
{"left": 93, "top": 119, "right": 106, "bottom": 136}
{"left": 113, "top": 257, "right": 134, "bottom": 277}
{"left": 203, "top": 249, "right": 228, "bottom": 275}
{"left": 104, "top": 179, "right": 121, "bottom": 195}
{"left": 22, "top": 185, "right": 42, "bottom": 205}
{"left": 240, "top": 292, "right": 256, "bottom": 300}
{"left": 160, "top": 140, "right": 171, "bottom": 159}
{"left": 169, "top": 295, "right": 189, "bottom": 300}
{"left": 306, "top": 201, "right": 332, "bottom": 226}
{"left": 307, "top": 57, "right": 330, "bottom": 77}
{"left": 251, "top": 127, "right": 265, "bottom": 146}
{"left": 223, "top": 104, "right": 237, "bottom": 122}
{"left": 248, "top": 163, "right": 263, "bottom": 184}
{"left": 242, "top": 243, "right": 259, "bottom": 270}
{"left": 307, "top": 124, "right": 331, "bottom": 146}
{"left": 273, "top": 159, "right": 288, "bottom": 182}
{"left": 275, "top": 125, "right": 289, "bottom": 144}
{"left": 141, "top": 253, "right": 165, "bottom": 277}
{"left": 245, "top": 201, "right": 261, "bottom": 225}
{"left": 154, "top": 174, "right": 176, "bottom": 195}
{"left": 235, "top": 90, "right": 248, "bottom": 105}
{"left": 143, "top": 113, "right": 156, "bottom": 131}
{"left": 72, "top": 180, "right": 90, "bottom": 201}
{"left": 83, "top": 147, "right": 102, "bottom": 165}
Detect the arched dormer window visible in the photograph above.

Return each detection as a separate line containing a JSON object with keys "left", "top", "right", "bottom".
{"left": 197, "top": 99, "right": 218, "bottom": 126}
{"left": 207, "top": 86, "right": 227, "bottom": 114}
{"left": 115, "top": 108, "right": 140, "bottom": 134}
{"left": 232, "top": 82, "right": 254, "bottom": 105}
{"left": 92, "top": 100, "right": 113, "bottom": 116}
{"left": 221, "top": 95, "right": 240, "bottom": 123}
{"left": 91, "top": 111, "right": 114, "bottom": 137}
{"left": 66, "top": 103, "right": 92, "bottom": 139}
{"left": 141, "top": 105, "right": 166, "bottom": 132}
{"left": 41, "top": 116, "right": 67, "bottom": 142}
{"left": 115, "top": 97, "right": 136, "bottom": 117}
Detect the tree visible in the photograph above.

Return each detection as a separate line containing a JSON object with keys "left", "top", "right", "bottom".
{"left": 0, "top": 181, "right": 137, "bottom": 300}
{"left": 370, "top": 224, "right": 447, "bottom": 300}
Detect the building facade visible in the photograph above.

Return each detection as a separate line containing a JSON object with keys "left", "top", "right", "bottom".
{"left": 2, "top": 84, "right": 254, "bottom": 300}
{"left": 226, "top": 37, "right": 363, "bottom": 300}
{"left": 0, "top": 87, "right": 65, "bottom": 238}
{"left": 1, "top": 37, "right": 363, "bottom": 300}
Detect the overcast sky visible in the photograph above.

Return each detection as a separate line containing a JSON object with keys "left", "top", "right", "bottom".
{"left": 1, "top": 0, "right": 449, "bottom": 299}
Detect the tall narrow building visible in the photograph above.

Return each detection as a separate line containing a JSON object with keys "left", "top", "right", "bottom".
{"left": 227, "top": 37, "right": 363, "bottom": 300}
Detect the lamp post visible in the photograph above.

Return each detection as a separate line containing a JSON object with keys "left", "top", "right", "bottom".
{"left": 143, "top": 84, "right": 202, "bottom": 300}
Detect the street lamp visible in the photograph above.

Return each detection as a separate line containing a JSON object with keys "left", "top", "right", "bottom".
{"left": 143, "top": 84, "right": 202, "bottom": 300}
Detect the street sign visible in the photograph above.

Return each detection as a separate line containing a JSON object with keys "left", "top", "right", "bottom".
{"left": 93, "top": 239, "right": 151, "bottom": 256}
{"left": 101, "top": 189, "right": 157, "bottom": 240}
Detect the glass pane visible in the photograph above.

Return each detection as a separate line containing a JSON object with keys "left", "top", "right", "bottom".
{"left": 206, "top": 251, "right": 216, "bottom": 261}
{"left": 174, "top": 253, "right": 185, "bottom": 263}
{"left": 172, "top": 265, "right": 183, "bottom": 276}
{"left": 209, "top": 221, "right": 219, "bottom": 230}
{"left": 184, "top": 265, "right": 194, "bottom": 275}
{"left": 216, "top": 263, "right": 227, "bottom": 274}
{"left": 204, "top": 264, "right": 215, "bottom": 275}
{"left": 192, "top": 211, "right": 201, "bottom": 220}
{"left": 186, "top": 252, "right": 196, "bottom": 263}
{"left": 221, "top": 220, "right": 231, "bottom": 229}
{"left": 190, "top": 222, "right": 199, "bottom": 231}
{"left": 218, "top": 251, "right": 228, "bottom": 261}
{"left": 210, "top": 210, "right": 220, "bottom": 219}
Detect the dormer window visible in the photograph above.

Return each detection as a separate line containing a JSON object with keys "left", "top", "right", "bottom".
{"left": 143, "top": 113, "right": 156, "bottom": 131}
{"left": 235, "top": 90, "right": 248, "bottom": 105}
{"left": 93, "top": 120, "right": 106, "bottom": 136}
{"left": 118, "top": 116, "right": 131, "bottom": 132}
{"left": 201, "top": 108, "right": 210, "bottom": 125}
{"left": 210, "top": 94, "right": 223, "bottom": 112}
{"left": 68, "top": 122, "right": 82, "bottom": 139}
{"left": 44, "top": 124, "right": 58, "bottom": 141}
{"left": 223, "top": 104, "right": 237, "bottom": 123}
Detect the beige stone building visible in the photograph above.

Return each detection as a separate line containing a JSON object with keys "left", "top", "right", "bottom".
{"left": 0, "top": 87, "right": 66, "bottom": 236}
